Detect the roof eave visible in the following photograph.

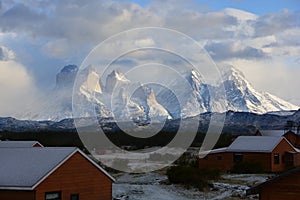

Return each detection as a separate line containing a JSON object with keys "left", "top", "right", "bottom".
{"left": 227, "top": 150, "right": 272, "bottom": 153}
{"left": 0, "top": 186, "right": 33, "bottom": 191}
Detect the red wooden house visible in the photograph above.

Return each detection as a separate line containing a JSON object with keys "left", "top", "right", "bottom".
{"left": 199, "top": 136, "right": 300, "bottom": 172}
{"left": 0, "top": 147, "right": 115, "bottom": 200}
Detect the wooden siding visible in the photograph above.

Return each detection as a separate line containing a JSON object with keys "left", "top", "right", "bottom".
{"left": 0, "top": 190, "right": 35, "bottom": 200}
{"left": 199, "top": 152, "right": 233, "bottom": 172}
{"left": 271, "top": 139, "right": 296, "bottom": 172}
{"left": 35, "top": 152, "right": 112, "bottom": 200}
{"left": 243, "top": 152, "right": 271, "bottom": 171}
{"left": 260, "top": 170, "right": 300, "bottom": 200}
{"left": 199, "top": 152, "right": 271, "bottom": 172}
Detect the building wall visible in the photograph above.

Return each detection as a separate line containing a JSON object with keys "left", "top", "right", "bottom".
{"left": 199, "top": 152, "right": 233, "bottom": 172}
{"left": 0, "top": 190, "right": 34, "bottom": 200}
{"left": 260, "top": 170, "right": 300, "bottom": 200}
{"left": 243, "top": 152, "right": 271, "bottom": 171}
{"left": 35, "top": 152, "right": 112, "bottom": 200}
{"left": 284, "top": 132, "right": 298, "bottom": 147}
{"left": 272, "top": 139, "right": 296, "bottom": 172}
{"left": 199, "top": 152, "right": 271, "bottom": 172}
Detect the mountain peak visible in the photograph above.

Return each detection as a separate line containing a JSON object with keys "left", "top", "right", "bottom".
{"left": 60, "top": 64, "right": 78, "bottom": 73}
{"left": 147, "top": 89, "right": 157, "bottom": 103}
{"left": 80, "top": 67, "right": 102, "bottom": 94}
{"left": 217, "top": 65, "right": 299, "bottom": 113}
{"left": 55, "top": 64, "right": 78, "bottom": 89}
{"left": 106, "top": 70, "right": 130, "bottom": 93}
{"left": 109, "top": 70, "right": 130, "bottom": 81}
{"left": 221, "top": 65, "right": 245, "bottom": 80}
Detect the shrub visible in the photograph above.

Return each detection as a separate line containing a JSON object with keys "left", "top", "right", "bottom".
{"left": 166, "top": 166, "right": 220, "bottom": 190}
{"left": 230, "top": 161, "right": 264, "bottom": 174}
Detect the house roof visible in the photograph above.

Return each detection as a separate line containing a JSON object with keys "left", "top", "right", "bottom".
{"left": 259, "top": 130, "right": 285, "bottom": 137}
{"left": 0, "top": 147, "right": 115, "bottom": 190}
{"left": 246, "top": 167, "right": 300, "bottom": 195}
{"left": 259, "top": 130, "right": 299, "bottom": 137}
{"left": 0, "top": 141, "right": 43, "bottom": 148}
{"left": 227, "top": 136, "right": 283, "bottom": 153}
{"left": 200, "top": 136, "right": 295, "bottom": 156}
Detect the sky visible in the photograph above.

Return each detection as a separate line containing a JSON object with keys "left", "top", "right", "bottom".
{"left": 0, "top": 0, "right": 300, "bottom": 117}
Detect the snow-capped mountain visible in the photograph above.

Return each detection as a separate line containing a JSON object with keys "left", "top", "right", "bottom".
{"left": 19, "top": 64, "right": 299, "bottom": 121}
{"left": 218, "top": 66, "right": 298, "bottom": 113}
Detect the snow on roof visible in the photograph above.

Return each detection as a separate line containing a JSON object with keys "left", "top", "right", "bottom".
{"left": 0, "top": 141, "right": 43, "bottom": 148}
{"left": 199, "top": 147, "right": 228, "bottom": 156}
{"left": 227, "top": 136, "right": 283, "bottom": 153}
{"left": 259, "top": 130, "right": 285, "bottom": 137}
{"left": 0, "top": 147, "right": 76, "bottom": 190}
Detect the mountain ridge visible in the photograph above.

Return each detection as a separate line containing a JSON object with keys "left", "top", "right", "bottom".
{"left": 16, "top": 64, "right": 299, "bottom": 121}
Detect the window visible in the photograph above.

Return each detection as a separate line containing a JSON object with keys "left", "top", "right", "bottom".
{"left": 282, "top": 155, "right": 285, "bottom": 163}
{"left": 217, "top": 156, "right": 222, "bottom": 160}
{"left": 274, "top": 153, "right": 280, "bottom": 164}
{"left": 70, "top": 194, "right": 79, "bottom": 200}
{"left": 45, "top": 191, "right": 61, "bottom": 200}
{"left": 233, "top": 153, "right": 243, "bottom": 163}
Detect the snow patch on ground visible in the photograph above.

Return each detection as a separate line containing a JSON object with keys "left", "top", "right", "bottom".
{"left": 112, "top": 172, "right": 272, "bottom": 200}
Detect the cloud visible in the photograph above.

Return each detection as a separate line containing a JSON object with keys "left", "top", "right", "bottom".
{"left": 42, "top": 39, "right": 75, "bottom": 59}
{"left": 0, "top": 1, "right": 161, "bottom": 45}
{"left": 253, "top": 9, "right": 300, "bottom": 37}
{"left": 0, "top": 0, "right": 299, "bottom": 108}
{"left": 0, "top": 45, "right": 15, "bottom": 60}
{"left": 164, "top": 10, "right": 238, "bottom": 40}
{"left": 0, "top": 60, "right": 37, "bottom": 117}
{"left": 0, "top": 3, "right": 45, "bottom": 34}
{"left": 205, "top": 41, "right": 269, "bottom": 61}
